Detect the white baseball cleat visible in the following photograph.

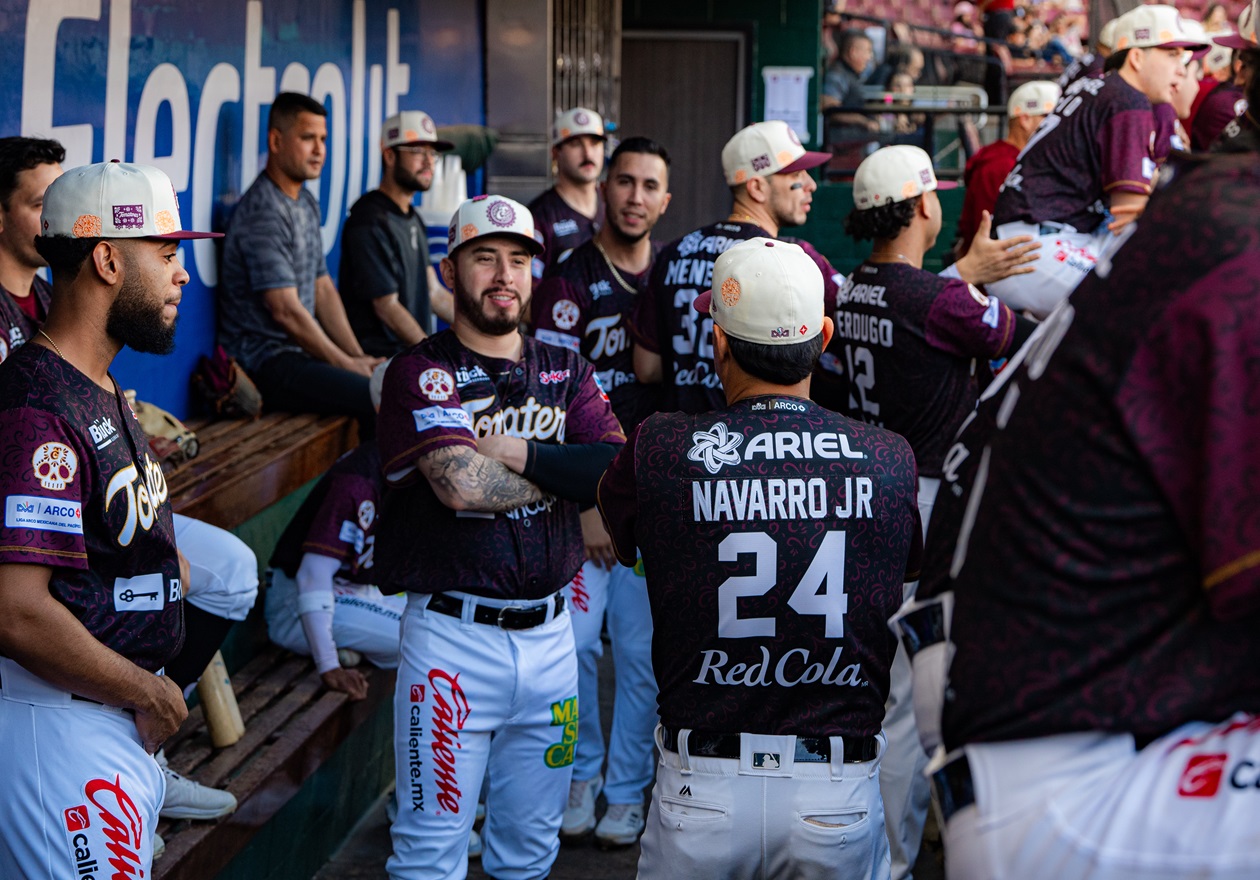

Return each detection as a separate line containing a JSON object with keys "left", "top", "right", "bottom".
{"left": 594, "top": 803, "right": 646, "bottom": 849}
{"left": 157, "top": 750, "right": 238, "bottom": 820}
{"left": 560, "top": 774, "right": 603, "bottom": 838}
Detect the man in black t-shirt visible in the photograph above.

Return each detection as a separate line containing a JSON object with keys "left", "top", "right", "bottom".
{"left": 340, "top": 111, "right": 456, "bottom": 356}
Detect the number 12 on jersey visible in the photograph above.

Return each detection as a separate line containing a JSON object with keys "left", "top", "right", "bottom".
{"left": 717, "top": 530, "right": 848, "bottom": 639}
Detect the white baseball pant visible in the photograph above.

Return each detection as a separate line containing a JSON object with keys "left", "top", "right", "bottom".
{"left": 935, "top": 715, "right": 1260, "bottom": 880}
{"left": 986, "top": 221, "right": 1111, "bottom": 319}
{"left": 637, "top": 726, "right": 890, "bottom": 880}
{"left": 174, "top": 514, "right": 259, "bottom": 621}
{"left": 565, "top": 557, "right": 658, "bottom": 804}
{"left": 388, "top": 591, "right": 578, "bottom": 880}
{"left": 0, "top": 658, "right": 165, "bottom": 879}
{"left": 265, "top": 569, "right": 406, "bottom": 669}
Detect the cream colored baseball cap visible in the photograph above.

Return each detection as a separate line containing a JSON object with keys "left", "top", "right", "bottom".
{"left": 852, "top": 145, "right": 958, "bottom": 211}
{"left": 1098, "top": 16, "right": 1121, "bottom": 49}
{"left": 552, "top": 107, "right": 606, "bottom": 146}
{"left": 1113, "top": 4, "right": 1210, "bottom": 50}
{"left": 381, "top": 110, "right": 454, "bottom": 151}
{"left": 446, "top": 195, "right": 543, "bottom": 257}
{"left": 1214, "top": 1, "right": 1257, "bottom": 49}
{"left": 721, "top": 121, "right": 831, "bottom": 186}
{"left": 1008, "top": 81, "right": 1061, "bottom": 117}
{"left": 41, "top": 161, "right": 220, "bottom": 240}
{"left": 694, "top": 237, "right": 824, "bottom": 346}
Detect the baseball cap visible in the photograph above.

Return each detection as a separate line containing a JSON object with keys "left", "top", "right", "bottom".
{"left": 446, "top": 194, "right": 543, "bottom": 257}
{"left": 1112, "top": 5, "right": 1210, "bottom": 51}
{"left": 41, "top": 161, "right": 220, "bottom": 240}
{"left": 1214, "top": 1, "right": 1257, "bottom": 49}
{"left": 1008, "top": 81, "right": 1061, "bottom": 117}
{"left": 852, "top": 145, "right": 958, "bottom": 211}
{"left": 381, "top": 110, "right": 454, "bottom": 151}
{"left": 694, "top": 238, "right": 824, "bottom": 346}
{"left": 1178, "top": 19, "right": 1213, "bottom": 59}
{"left": 721, "top": 121, "right": 831, "bottom": 186}
{"left": 1098, "top": 17, "right": 1121, "bottom": 50}
{"left": 552, "top": 108, "right": 606, "bottom": 146}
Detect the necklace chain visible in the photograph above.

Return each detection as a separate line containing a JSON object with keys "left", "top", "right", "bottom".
{"left": 593, "top": 240, "right": 639, "bottom": 296}
{"left": 870, "top": 251, "right": 914, "bottom": 264}
{"left": 38, "top": 329, "right": 65, "bottom": 359}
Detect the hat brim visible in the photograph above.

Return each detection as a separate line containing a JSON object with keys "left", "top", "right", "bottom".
{"left": 554, "top": 132, "right": 609, "bottom": 147}
{"left": 451, "top": 231, "right": 544, "bottom": 258}
{"left": 150, "top": 231, "right": 224, "bottom": 240}
{"left": 694, "top": 291, "right": 713, "bottom": 314}
{"left": 1150, "top": 39, "right": 1213, "bottom": 49}
{"left": 935, "top": 181, "right": 961, "bottom": 190}
{"left": 385, "top": 139, "right": 457, "bottom": 151}
{"left": 779, "top": 150, "right": 832, "bottom": 175}
{"left": 1213, "top": 33, "right": 1256, "bottom": 49}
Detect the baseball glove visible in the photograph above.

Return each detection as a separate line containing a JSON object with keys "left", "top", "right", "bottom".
{"left": 192, "top": 345, "right": 263, "bottom": 419}
{"left": 124, "top": 390, "right": 201, "bottom": 466}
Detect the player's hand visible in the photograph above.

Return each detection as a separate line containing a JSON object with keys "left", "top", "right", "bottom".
{"left": 581, "top": 507, "right": 617, "bottom": 571}
{"left": 177, "top": 550, "right": 191, "bottom": 596}
{"left": 477, "top": 435, "right": 528, "bottom": 473}
{"left": 343, "top": 355, "right": 386, "bottom": 377}
{"left": 1106, "top": 203, "right": 1143, "bottom": 234}
{"left": 134, "top": 674, "right": 189, "bottom": 754}
{"left": 955, "top": 211, "right": 1041, "bottom": 285}
{"left": 321, "top": 667, "right": 370, "bottom": 701}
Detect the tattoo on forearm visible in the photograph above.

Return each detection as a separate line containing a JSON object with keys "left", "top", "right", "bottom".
{"left": 422, "top": 445, "right": 544, "bottom": 511}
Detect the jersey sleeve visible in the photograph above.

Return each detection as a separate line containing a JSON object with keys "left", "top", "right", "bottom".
{"left": 1100, "top": 107, "right": 1157, "bottom": 196}
{"left": 301, "top": 471, "right": 377, "bottom": 565}
{"left": 596, "top": 421, "right": 644, "bottom": 565}
{"left": 340, "top": 218, "right": 402, "bottom": 301}
{"left": 530, "top": 277, "right": 586, "bottom": 354}
{"left": 1117, "top": 256, "right": 1260, "bottom": 619}
{"left": 376, "top": 349, "right": 476, "bottom": 484}
{"left": 565, "top": 358, "right": 627, "bottom": 445}
{"left": 924, "top": 279, "right": 1020, "bottom": 359}
{"left": 0, "top": 409, "right": 91, "bottom": 569}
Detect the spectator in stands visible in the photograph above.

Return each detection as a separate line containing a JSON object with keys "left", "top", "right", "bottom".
{"left": 219, "top": 92, "right": 383, "bottom": 429}
{"left": 823, "top": 29, "right": 876, "bottom": 110}
{"left": 1203, "top": 2, "right": 1233, "bottom": 36}
{"left": 1042, "top": 10, "right": 1080, "bottom": 67}
{"left": 338, "top": 111, "right": 455, "bottom": 357}
{"left": 1059, "top": 16, "right": 1120, "bottom": 88}
{"left": 956, "top": 80, "right": 1061, "bottom": 254}
{"left": 980, "top": 0, "right": 1019, "bottom": 102}
{"left": 952, "top": 1, "right": 982, "bottom": 53}
{"left": 529, "top": 107, "right": 608, "bottom": 278}
{"left": 822, "top": 0, "right": 845, "bottom": 68}
{"left": 871, "top": 44, "right": 927, "bottom": 88}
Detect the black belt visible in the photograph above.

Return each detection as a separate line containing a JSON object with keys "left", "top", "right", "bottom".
{"left": 931, "top": 753, "right": 976, "bottom": 822}
{"left": 660, "top": 725, "right": 879, "bottom": 764}
{"left": 426, "top": 592, "right": 564, "bottom": 630}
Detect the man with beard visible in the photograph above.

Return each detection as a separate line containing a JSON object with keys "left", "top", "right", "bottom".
{"left": 339, "top": 111, "right": 456, "bottom": 356}
{"left": 529, "top": 107, "right": 606, "bottom": 279}
{"left": 529, "top": 136, "right": 671, "bottom": 847}
{"left": 376, "top": 195, "right": 624, "bottom": 879}
{"left": 0, "top": 162, "right": 216, "bottom": 878}
{"left": 219, "top": 92, "right": 383, "bottom": 428}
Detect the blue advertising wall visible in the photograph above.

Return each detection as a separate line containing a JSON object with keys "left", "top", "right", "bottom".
{"left": 0, "top": 0, "right": 484, "bottom": 417}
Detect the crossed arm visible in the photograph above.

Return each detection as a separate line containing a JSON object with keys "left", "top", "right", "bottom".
{"left": 417, "top": 444, "right": 545, "bottom": 512}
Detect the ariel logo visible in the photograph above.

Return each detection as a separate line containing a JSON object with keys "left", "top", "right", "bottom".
{"left": 688, "top": 423, "right": 743, "bottom": 474}
{"left": 487, "top": 200, "right": 516, "bottom": 228}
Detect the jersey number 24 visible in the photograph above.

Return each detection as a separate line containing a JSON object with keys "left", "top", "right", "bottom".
{"left": 717, "top": 531, "right": 848, "bottom": 639}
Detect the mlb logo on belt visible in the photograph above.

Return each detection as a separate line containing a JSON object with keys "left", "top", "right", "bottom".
{"left": 1178, "top": 753, "right": 1227, "bottom": 798}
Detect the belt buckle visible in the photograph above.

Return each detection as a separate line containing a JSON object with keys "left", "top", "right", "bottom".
{"left": 496, "top": 604, "right": 526, "bottom": 628}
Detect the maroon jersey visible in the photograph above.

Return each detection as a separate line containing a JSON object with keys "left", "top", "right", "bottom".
{"left": 1193, "top": 81, "right": 1247, "bottom": 151}
{"left": 994, "top": 72, "right": 1157, "bottom": 233}
{"left": 635, "top": 220, "right": 843, "bottom": 414}
{"left": 923, "top": 153, "right": 1260, "bottom": 747}
{"left": 599, "top": 396, "right": 921, "bottom": 738}
{"left": 1057, "top": 51, "right": 1104, "bottom": 90}
{"left": 530, "top": 240, "right": 660, "bottom": 432}
{"left": 376, "top": 331, "right": 624, "bottom": 600}
{"left": 824, "top": 261, "right": 1020, "bottom": 478}
{"left": 0, "top": 275, "right": 51, "bottom": 365}
{"left": 527, "top": 187, "right": 603, "bottom": 279}
{"left": 958, "top": 139, "right": 1020, "bottom": 252}
{"left": 271, "top": 441, "right": 382, "bottom": 584}
{"left": 0, "top": 345, "right": 183, "bottom": 672}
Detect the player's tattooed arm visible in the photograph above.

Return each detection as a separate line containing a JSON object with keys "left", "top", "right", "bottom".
{"left": 418, "top": 444, "right": 544, "bottom": 512}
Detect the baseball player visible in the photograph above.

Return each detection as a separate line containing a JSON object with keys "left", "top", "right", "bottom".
{"left": 988, "top": 5, "right": 1208, "bottom": 317}
{"left": 529, "top": 107, "right": 606, "bottom": 279}
{"left": 833, "top": 144, "right": 1034, "bottom": 880}
{"left": 376, "top": 194, "right": 624, "bottom": 880}
{"left": 956, "top": 81, "right": 1061, "bottom": 254}
{"left": 529, "top": 136, "right": 671, "bottom": 846}
{"left": 340, "top": 111, "right": 456, "bottom": 356}
{"left": 598, "top": 237, "right": 922, "bottom": 880}
{"left": 905, "top": 121, "right": 1260, "bottom": 880}
{"left": 0, "top": 161, "right": 218, "bottom": 877}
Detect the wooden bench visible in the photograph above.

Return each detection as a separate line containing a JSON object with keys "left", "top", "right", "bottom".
{"left": 153, "top": 412, "right": 396, "bottom": 880}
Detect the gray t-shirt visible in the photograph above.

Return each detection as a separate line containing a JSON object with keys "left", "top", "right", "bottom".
{"left": 219, "top": 173, "right": 329, "bottom": 373}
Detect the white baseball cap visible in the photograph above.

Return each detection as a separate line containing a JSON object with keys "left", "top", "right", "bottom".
{"left": 552, "top": 107, "right": 606, "bottom": 146}
{"left": 1098, "top": 17, "right": 1121, "bottom": 49}
{"left": 852, "top": 145, "right": 958, "bottom": 211}
{"left": 446, "top": 194, "right": 543, "bottom": 257}
{"left": 1112, "top": 4, "right": 1210, "bottom": 51}
{"left": 1178, "top": 19, "right": 1213, "bottom": 59}
{"left": 1008, "top": 81, "right": 1061, "bottom": 117}
{"left": 41, "top": 161, "right": 220, "bottom": 240}
{"left": 694, "top": 237, "right": 824, "bottom": 346}
{"left": 381, "top": 110, "right": 454, "bottom": 151}
{"left": 721, "top": 121, "right": 831, "bottom": 186}
{"left": 1214, "top": 1, "right": 1257, "bottom": 49}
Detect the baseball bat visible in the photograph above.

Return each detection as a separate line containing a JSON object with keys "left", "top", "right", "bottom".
{"left": 198, "top": 650, "right": 245, "bottom": 748}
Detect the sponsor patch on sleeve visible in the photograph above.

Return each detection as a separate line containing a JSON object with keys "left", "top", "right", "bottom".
{"left": 413, "top": 406, "right": 473, "bottom": 432}
{"left": 5, "top": 495, "right": 83, "bottom": 534}
{"left": 1141, "top": 157, "right": 1157, "bottom": 180}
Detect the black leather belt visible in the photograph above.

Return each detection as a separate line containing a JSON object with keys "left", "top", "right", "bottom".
{"left": 426, "top": 592, "right": 563, "bottom": 630}
{"left": 931, "top": 753, "right": 977, "bottom": 822}
{"left": 660, "top": 725, "right": 880, "bottom": 764}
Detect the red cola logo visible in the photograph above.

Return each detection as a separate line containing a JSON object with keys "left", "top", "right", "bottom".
{"left": 85, "top": 775, "right": 145, "bottom": 877}
{"left": 429, "top": 668, "right": 471, "bottom": 814}
{"left": 1178, "top": 754, "right": 1227, "bottom": 798}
